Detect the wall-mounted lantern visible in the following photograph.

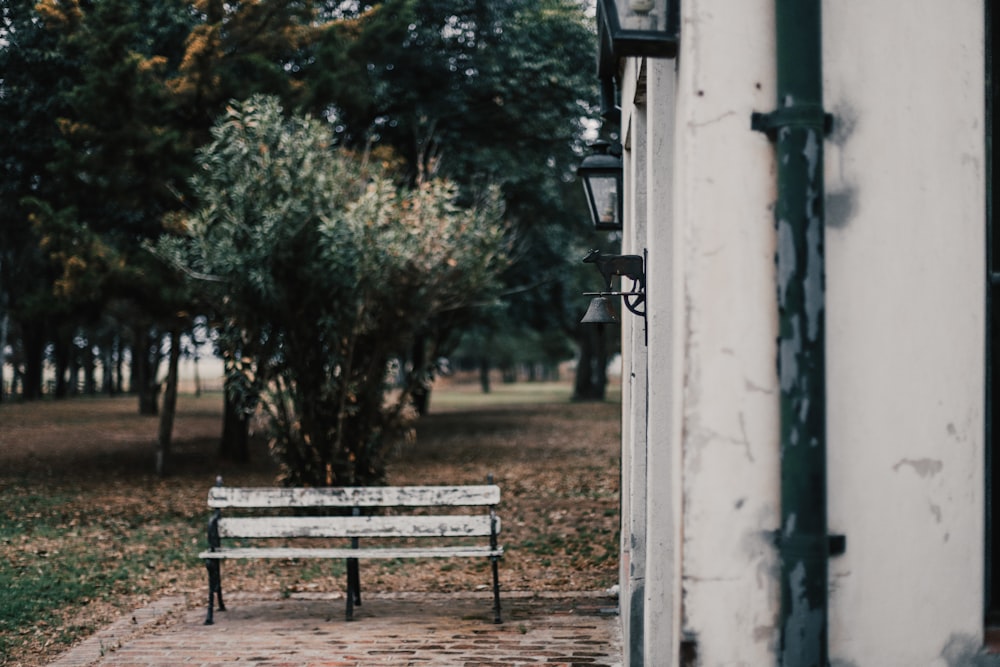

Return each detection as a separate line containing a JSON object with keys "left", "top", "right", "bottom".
{"left": 578, "top": 141, "right": 624, "bottom": 232}
{"left": 580, "top": 249, "right": 646, "bottom": 327}
{"left": 597, "top": 0, "right": 679, "bottom": 79}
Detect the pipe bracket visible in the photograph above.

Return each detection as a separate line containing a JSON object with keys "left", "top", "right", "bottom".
{"left": 751, "top": 105, "right": 833, "bottom": 140}
{"left": 769, "top": 530, "right": 847, "bottom": 557}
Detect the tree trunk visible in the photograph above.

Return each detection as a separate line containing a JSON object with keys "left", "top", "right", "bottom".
{"left": 572, "top": 326, "right": 608, "bottom": 401}
{"left": 68, "top": 338, "right": 80, "bottom": 396}
{"left": 115, "top": 335, "right": 124, "bottom": 394}
{"left": 83, "top": 338, "right": 97, "bottom": 395}
{"left": 53, "top": 333, "right": 70, "bottom": 399}
{"left": 410, "top": 336, "right": 430, "bottom": 416}
{"left": 10, "top": 367, "right": 21, "bottom": 399}
{"left": 220, "top": 375, "right": 251, "bottom": 463}
{"left": 129, "top": 327, "right": 143, "bottom": 395}
{"left": 101, "top": 340, "right": 115, "bottom": 395}
{"left": 133, "top": 325, "right": 161, "bottom": 415}
{"left": 479, "top": 357, "right": 492, "bottom": 394}
{"left": 0, "top": 311, "right": 7, "bottom": 403}
{"left": 156, "top": 327, "right": 181, "bottom": 476}
{"left": 22, "top": 322, "right": 45, "bottom": 400}
{"left": 193, "top": 356, "right": 201, "bottom": 397}
{"left": 130, "top": 331, "right": 143, "bottom": 395}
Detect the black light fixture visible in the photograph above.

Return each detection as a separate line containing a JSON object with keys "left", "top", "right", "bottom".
{"left": 578, "top": 140, "right": 624, "bottom": 232}
{"left": 597, "top": 0, "right": 679, "bottom": 79}
{"left": 580, "top": 249, "right": 646, "bottom": 327}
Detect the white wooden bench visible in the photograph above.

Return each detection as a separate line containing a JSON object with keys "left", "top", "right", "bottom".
{"left": 199, "top": 478, "right": 504, "bottom": 624}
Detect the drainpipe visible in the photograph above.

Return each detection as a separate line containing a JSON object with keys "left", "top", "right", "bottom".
{"left": 751, "top": 1, "right": 837, "bottom": 665}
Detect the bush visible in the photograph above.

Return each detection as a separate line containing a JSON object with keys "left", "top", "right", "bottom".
{"left": 159, "top": 95, "right": 508, "bottom": 485}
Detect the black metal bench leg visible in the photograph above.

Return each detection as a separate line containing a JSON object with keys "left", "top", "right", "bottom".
{"left": 346, "top": 527, "right": 361, "bottom": 621}
{"left": 491, "top": 556, "right": 502, "bottom": 624}
{"left": 347, "top": 557, "right": 362, "bottom": 606}
{"left": 345, "top": 558, "right": 356, "bottom": 622}
{"left": 205, "top": 559, "right": 225, "bottom": 625}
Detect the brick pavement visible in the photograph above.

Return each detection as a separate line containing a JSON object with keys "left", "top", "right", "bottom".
{"left": 47, "top": 591, "right": 622, "bottom": 667}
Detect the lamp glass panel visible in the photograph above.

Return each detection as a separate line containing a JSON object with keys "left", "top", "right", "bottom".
{"left": 586, "top": 174, "right": 620, "bottom": 228}
{"left": 615, "top": 0, "right": 670, "bottom": 34}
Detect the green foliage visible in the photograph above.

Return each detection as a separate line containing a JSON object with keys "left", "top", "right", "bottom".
{"left": 31, "top": 0, "right": 191, "bottom": 247}
{"left": 452, "top": 324, "right": 574, "bottom": 379}
{"left": 1, "top": 0, "right": 601, "bottom": 404}
{"left": 0, "top": 0, "right": 80, "bottom": 353}
{"left": 1, "top": 0, "right": 196, "bottom": 405}
{"left": 161, "top": 95, "right": 508, "bottom": 485}
{"left": 303, "top": 0, "right": 602, "bottom": 358}
{"left": 307, "top": 0, "right": 597, "bottom": 193}
{"left": 167, "top": 0, "right": 322, "bottom": 134}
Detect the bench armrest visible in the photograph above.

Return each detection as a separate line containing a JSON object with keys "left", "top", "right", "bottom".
{"left": 207, "top": 509, "right": 222, "bottom": 551}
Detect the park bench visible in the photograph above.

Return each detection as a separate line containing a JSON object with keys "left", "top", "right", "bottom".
{"left": 198, "top": 477, "right": 504, "bottom": 625}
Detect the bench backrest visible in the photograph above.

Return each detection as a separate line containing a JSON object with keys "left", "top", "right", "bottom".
{"left": 217, "top": 515, "right": 499, "bottom": 539}
{"left": 208, "top": 485, "right": 500, "bottom": 509}
{"left": 208, "top": 485, "right": 501, "bottom": 541}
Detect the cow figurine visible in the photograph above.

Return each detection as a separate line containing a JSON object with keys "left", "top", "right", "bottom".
{"left": 582, "top": 249, "right": 645, "bottom": 292}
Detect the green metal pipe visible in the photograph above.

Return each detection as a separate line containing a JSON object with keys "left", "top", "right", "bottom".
{"left": 772, "top": 1, "right": 829, "bottom": 665}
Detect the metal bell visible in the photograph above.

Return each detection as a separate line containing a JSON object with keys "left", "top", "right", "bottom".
{"left": 581, "top": 296, "right": 618, "bottom": 324}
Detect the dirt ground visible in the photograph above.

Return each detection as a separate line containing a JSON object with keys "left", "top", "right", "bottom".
{"left": 0, "top": 379, "right": 621, "bottom": 666}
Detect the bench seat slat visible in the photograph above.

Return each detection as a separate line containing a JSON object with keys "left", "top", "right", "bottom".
{"left": 218, "top": 515, "right": 500, "bottom": 539}
{"left": 200, "top": 545, "right": 504, "bottom": 560}
{"left": 208, "top": 485, "right": 500, "bottom": 509}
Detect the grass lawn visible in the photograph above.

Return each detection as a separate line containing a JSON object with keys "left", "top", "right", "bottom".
{"left": 0, "top": 378, "right": 621, "bottom": 666}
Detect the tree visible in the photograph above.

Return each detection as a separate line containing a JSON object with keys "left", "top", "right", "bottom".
{"left": 2, "top": 0, "right": 604, "bottom": 411}
{"left": 157, "top": 96, "right": 508, "bottom": 486}
{"left": 5, "top": 0, "right": 197, "bottom": 409}
{"left": 0, "top": 0, "right": 81, "bottom": 400}
{"left": 303, "top": 0, "right": 601, "bottom": 392}
{"left": 167, "top": 0, "right": 321, "bottom": 134}
{"left": 166, "top": 0, "right": 329, "bottom": 453}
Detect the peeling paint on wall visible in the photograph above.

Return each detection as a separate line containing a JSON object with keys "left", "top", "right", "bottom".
{"left": 826, "top": 102, "right": 858, "bottom": 230}
{"left": 892, "top": 458, "right": 944, "bottom": 478}
{"left": 929, "top": 502, "right": 943, "bottom": 523}
{"left": 941, "top": 635, "right": 1000, "bottom": 666}
{"left": 825, "top": 187, "right": 857, "bottom": 229}
{"left": 779, "top": 316, "right": 801, "bottom": 393}
{"left": 783, "top": 560, "right": 824, "bottom": 665}
{"left": 804, "top": 216, "right": 823, "bottom": 342}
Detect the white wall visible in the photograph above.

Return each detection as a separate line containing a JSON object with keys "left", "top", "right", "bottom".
{"left": 621, "top": 0, "right": 986, "bottom": 664}
{"left": 671, "top": 0, "right": 781, "bottom": 664}
{"left": 641, "top": 58, "right": 683, "bottom": 667}
{"left": 823, "top": 3, "right": 985, "bottom": 664}
{"left": 619, "top": 61, "right": 649, "bottom": 665}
